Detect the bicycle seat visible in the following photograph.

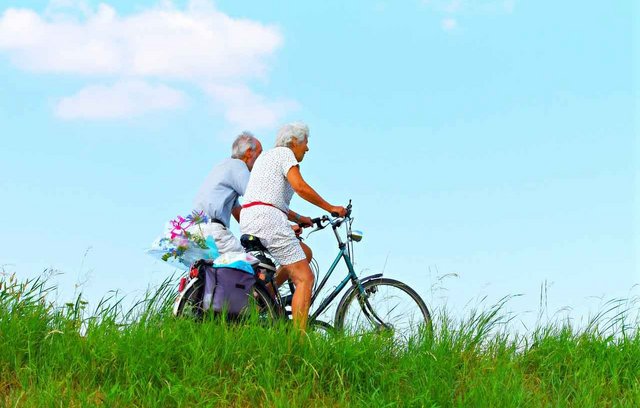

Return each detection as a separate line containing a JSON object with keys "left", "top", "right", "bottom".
{"left": 254, "top": 253, "right": 276, "bottom": 273}
{"left": 240, "top": 234, "right": 268, "bottom": 252}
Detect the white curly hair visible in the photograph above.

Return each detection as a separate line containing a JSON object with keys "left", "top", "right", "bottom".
{"left": 231, "top": 131, "right": 259, "bottom": 159}
{"left": 275, "top": 122, "right": 309, "bottom": 147}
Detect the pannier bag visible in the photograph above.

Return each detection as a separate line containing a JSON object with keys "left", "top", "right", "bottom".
{"left": 199, "top": 259, "right": 256, "bottom": 316}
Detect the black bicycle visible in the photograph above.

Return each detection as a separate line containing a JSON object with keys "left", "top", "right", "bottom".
{"left": 174, "top": 202, "right": 432, "bottom": 342}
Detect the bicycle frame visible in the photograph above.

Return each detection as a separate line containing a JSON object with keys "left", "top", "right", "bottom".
{"left": 308, "top": 243, "right": 360, "bottom": 322}
{"left": 304, "top": 207, "right": 387, "bottom": 327}
{"left": 245, "top": 202, "right": 391, "bottom": 328}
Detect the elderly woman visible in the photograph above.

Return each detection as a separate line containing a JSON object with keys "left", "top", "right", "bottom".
{"left": 240, "top": 122, "right": 346, "bottom": 331}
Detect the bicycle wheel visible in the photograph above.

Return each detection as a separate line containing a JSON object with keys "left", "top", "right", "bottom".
{"left": 309, "top": 319, "right": 336, "bottom": 338}
{"left": 334, "top": 278, "right": 433, "bottom": 343}
{"left": 246, "top": 282, "right": 280, "bottom": 323}
{"left": 174, "top": 279, "right": 205, "bottom": 319}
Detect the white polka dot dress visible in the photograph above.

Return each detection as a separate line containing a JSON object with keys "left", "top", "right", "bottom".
{"left": 240, "top": 147, "right": 306, "bottom": 266}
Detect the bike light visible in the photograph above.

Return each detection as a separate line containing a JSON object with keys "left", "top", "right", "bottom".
{"left": 349, "top": 230, "right": 363, "bottom": 242}
{"left": 178, "top": 277, "right": 187, "bottom": 292}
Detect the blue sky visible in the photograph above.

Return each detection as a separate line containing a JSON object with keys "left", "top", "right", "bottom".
{"left": 1, "top": 0, "right": 637, "bottom": 328}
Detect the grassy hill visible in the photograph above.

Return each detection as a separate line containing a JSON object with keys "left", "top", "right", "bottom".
{"left": 1, "top": 274, "right": 639, "bottom": 407}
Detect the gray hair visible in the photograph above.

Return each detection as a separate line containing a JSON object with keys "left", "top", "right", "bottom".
{"left": 231, "top": 131, "right": 258, "bottom": 158}
{"left": 275, "top": 122, "right": 309, "bottom": 147}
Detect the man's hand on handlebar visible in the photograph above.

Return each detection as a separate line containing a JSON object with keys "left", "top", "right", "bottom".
{"left": 297, "top": 215, "right": 314, "bottom": 228}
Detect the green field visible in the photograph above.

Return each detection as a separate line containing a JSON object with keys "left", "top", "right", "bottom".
{"left": 1, "top": 273, "right": 639, "bottom": 407}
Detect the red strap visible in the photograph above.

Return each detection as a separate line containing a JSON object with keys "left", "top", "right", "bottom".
{"left": 241, "top": 201, "right": 287, "bottom": 215}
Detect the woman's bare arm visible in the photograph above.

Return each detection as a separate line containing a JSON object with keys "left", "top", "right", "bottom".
{"left": 287, "top": 166, "right": 345, "bottom": 216}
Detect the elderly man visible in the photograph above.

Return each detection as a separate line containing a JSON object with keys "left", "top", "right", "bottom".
{"left": 240, "top": 122, "right": 346, "bottom": 331}
{"left": 192, "top": 131, "right": 262, "bottom": 255}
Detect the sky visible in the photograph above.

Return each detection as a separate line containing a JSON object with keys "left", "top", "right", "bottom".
{"left": 1, "top": 0, "right": 637, "bottom": 330}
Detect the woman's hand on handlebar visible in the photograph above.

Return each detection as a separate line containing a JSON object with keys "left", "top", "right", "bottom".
{"left": 330, "top": 205, "right": 347, "bottom": 218}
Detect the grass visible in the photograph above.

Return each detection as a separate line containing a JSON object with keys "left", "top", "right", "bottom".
{"left": 1, "top": 273, "right": 639, "bottom": 407}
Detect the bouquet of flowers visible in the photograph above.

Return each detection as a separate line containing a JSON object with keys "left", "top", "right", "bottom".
{"left": 147, "top": 210, "right": 220, "bottom": 270}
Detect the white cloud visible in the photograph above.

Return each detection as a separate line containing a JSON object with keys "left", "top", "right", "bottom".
{"left": 55, "top": 80, "right": 187, "bottom": 119}
{"left": 205, "top": 84, "right": 299, "bottom": 130}
{"left": 441, "top": 18, "right": 457, "bottom": 31}
{"left": 0, "top": 1, "right": 294, "bottom": 126}
{"left": 0, "top": 2, "right": 281, "bottom": 79}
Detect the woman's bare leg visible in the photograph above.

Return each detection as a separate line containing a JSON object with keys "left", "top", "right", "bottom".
{"left": 301, "top": 241, "right": 313, "bottom": 263}
{"left": 274, "top": 241, "right": 312, "bottom": 287}
{"left": 280, "top": 259, "right": 314, "bottom": 332}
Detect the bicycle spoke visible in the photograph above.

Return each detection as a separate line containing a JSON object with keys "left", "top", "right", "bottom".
{"left": 336, "top": 278, "right": 432, "bottom": 344}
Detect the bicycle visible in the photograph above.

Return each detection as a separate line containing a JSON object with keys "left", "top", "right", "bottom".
{"left": 174, "top": 202, "right": 433, "bottom": 341}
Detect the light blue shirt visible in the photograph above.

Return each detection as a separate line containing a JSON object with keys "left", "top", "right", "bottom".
{"left": 193, "top": 158, "right": 250, "bottom": 227}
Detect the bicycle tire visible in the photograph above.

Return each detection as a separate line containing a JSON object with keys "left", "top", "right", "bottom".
{"left": 247, "top": 281, "right": 280, "bottom": 323}
{"left": 174, "top": 279, "right": 279, "bottom": 323}
{"left": 334, "top": 278, "right": 433, "bottom": 342}
{"left": 174, "top": 278, "right": 205, "bottom": 319}
{"left": 309, "top": 319, "right": 335, "bottom": 337}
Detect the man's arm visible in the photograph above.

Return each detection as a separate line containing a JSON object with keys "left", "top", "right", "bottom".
{"left": 231, "top": 206, "right": 241, "bottom": 223}
{"left": 287, "top": 209, "right": 313, "bottom": 227}
{"left": 230, "top": 162, "right": 250, "bottom": 224}
{"left": 230, "top": 162, "right": 250, "bottom": 196}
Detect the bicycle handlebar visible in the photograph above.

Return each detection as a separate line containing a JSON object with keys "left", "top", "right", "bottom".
{"left": 310, "top": 201, "right": 353, "bottom": 230}
{"left": 328, "top": 200, "right": 352, "bottom": 219}
{"left": 311, "top": 216, "right": 325, "bottom": 228}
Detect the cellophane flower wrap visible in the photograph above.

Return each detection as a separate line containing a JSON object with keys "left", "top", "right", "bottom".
{"left": 147, "top": 210, "right": 220, "bottom": 270}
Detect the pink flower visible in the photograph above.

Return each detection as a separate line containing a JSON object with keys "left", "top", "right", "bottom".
{"left": 173, "top": 237, "right": 190, "bottom": 248}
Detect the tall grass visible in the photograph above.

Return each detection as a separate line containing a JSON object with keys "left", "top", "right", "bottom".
{"left": 1, "top": 273, "right": 639, "bottom": 407}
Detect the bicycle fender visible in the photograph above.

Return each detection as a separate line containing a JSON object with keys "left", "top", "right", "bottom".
{"left": 172, "top": 277, "right": 201, "bottom": 316}
{"left": 334, "top": 273, "right": 383, "bottom": 320}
